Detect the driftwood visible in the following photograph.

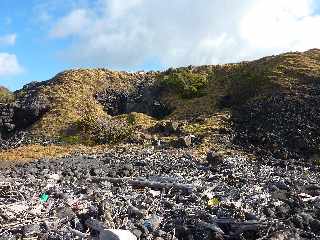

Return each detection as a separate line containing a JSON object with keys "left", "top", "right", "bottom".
{"left": 214, "top": 218, "right": 263, "bottom": 236}
{"left": 92, "top": 176, "right": 195, "bottom": 193}
{"left": 1, "top": 217, "right": 58, "bottom": 230}
{"left": 67, "top": 227, "right": 89, "bottom": 238}
{"left": 198, "top": 220, "right": 225, "bottom": 234}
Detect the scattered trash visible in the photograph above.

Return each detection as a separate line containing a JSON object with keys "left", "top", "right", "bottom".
{"left": 149, "top": 189, "right": 161, "bottom": 197}
{"left": 99, "top": 229, "right": 137, "bottom": 240}
{"left": 143, "top": 214, "right": 162, "bottom": 232}
{"left": 39, "top": 193, "right": 49, "bottom": 202}
{"left": 48, "top": 173, "right": 61, "bottom": 181}
{"left": 0, "top": 148, "right": 320, "bottom": 239}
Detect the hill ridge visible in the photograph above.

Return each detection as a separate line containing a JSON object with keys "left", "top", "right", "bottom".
{"left": 1, "top": 49, "right": 320, "bottom": 161}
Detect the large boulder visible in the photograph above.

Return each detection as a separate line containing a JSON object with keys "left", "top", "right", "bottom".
{"left": 0, "top": 82, "right": 51, "bottom": 138}
{"left": 152, "top": 121, "right": 181, "bottom": 135}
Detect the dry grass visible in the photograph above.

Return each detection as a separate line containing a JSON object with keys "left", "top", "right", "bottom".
{"left": 0, "top": 144, "right": 110, "bottom": 167}
{"left": 185, "top": 111, "right": 233, "bottom": 155}
{"left": 114, "top": 112, "right": 157, "bottom": 129}
{"left": 0, "top": 86, "right": 14, "bottom": 103}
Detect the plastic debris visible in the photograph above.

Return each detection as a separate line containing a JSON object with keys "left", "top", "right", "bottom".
{"left": 99, "top": 229, "right": 137, "bottom": 240}
{"left": 39, "top": 193, "right": 49, "bottom": 202}
{"left": 143, "top": 214, "right": 162, "bottom": 231}
{"left": 48, "top": 173, "right": 61, "bottom": 181}
{"left": 149, "top": 189, "right": 161, "bottom": 197}
{"left": 208, "top": 197, "right": 220, "bottom": 207}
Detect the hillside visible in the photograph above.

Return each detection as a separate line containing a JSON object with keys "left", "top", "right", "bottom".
{"left": 0, "top": 86, "right": 14, "bottom": 103}
{"left": 1, "top": 49, "right": 320, "bottom": 162}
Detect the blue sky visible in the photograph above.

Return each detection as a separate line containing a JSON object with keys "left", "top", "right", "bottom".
{"left": 1, "top": 0, "right": 320, "bottom": 90}
{"left": 0, "top": 0, "right": 99, "bottom": 90}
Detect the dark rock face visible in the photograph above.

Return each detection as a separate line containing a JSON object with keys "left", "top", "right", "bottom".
{"left": 0, "top": 104, "right": 15, "bottom": 136}
{"left": 15, "top": 90, "right": 50, "bottom": 129}
{"left": 95, "top": 90, "right": 128, "bottom": 116}
{"left": 0, "top": 82, "right": 50, "bottom": 140}
{"left": 96, "top": 83, "right": 171, "bottom": 119}
{"left": 233, "top": 83, "right": 320, "bottom": 159}
{"left": 127, "top": 86, "right": 170, "bottom": 119}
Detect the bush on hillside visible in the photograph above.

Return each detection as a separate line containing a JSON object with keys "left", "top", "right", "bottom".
{"left": 216, "top": 66, "right": 275, "bottom": 106}
{"left": 160, "top": 70, "right": 208, "bottom": 98}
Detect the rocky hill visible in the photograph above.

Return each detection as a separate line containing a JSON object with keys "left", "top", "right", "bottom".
{"left": 1, "top": 49, "right": 320, "bottom": 240}
{"left": 1, "top": 49, "right": 320, "bottom": 162}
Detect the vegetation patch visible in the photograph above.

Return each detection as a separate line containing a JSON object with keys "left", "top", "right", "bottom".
{"left": 59, "top": 135, "right": 82, "bottom": 145}
{"left": 0, "top": 144, "right": 110, "bottom": 166}
{"left": 76, "top": 115, "right": 134, "bottom": 145}
{"left": 213, "top": 64, "right": 276, "bottom": 107}
{"left": 0, "top": 87, "right": 15, "bottom": 103}
{"left": 160, "top": 69, "right": 209, "bottom": 98}
{"left": 127, "top": 113, "right": 137, "bottom": 125}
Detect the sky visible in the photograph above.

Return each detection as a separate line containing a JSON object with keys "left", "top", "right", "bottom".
{"left": 1, "top": 0, "right": 320, "bottom": 90}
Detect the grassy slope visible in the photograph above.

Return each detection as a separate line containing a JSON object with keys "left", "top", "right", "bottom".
{"left": 0, "top": 86, "right": 14, "bottom": 103}
{"left": 166, "top": 49, "right": 320, "bottom": 119}
{"left": 26, "top": 69, "right": 158, "bottom": 137}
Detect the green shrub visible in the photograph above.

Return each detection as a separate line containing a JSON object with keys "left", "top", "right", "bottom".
{"left": 60, "top": 135, "right": 81, "bottom": 144}
{"left": 161, "top": 70, "right": 208, "bottom": 98}
{"left": 229, "top": 71, "right": 263, "bottom": 102}
{"left": 127, "top": 113, "right": 136, "bottom": 125}
{"left": 314, "top": 159, "right": 320, "bottom": 166}
{"left": 218, "top": 66, "right": 274, "bottom": 105}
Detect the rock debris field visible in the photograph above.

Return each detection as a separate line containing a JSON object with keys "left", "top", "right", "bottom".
{"left": 1, "top": 147, "right": 320, "bottom": 240}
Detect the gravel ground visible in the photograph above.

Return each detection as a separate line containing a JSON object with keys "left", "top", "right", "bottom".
{"left": 1, "top": 146, "right": 320, "bottom": 240}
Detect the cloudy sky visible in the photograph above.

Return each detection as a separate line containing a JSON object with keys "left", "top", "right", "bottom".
{"left": 1, "top": 0, "right": 320, "bottom": 90}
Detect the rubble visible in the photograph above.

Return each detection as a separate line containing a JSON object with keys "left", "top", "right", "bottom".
{"left": 233, "top": 85, "right": 320, "bottom": 159}
{"left": 206, "top": 151, "right": 223, "bottom": 166}
{"left": 0, "top": 147, "right": 320, "bottom": 239}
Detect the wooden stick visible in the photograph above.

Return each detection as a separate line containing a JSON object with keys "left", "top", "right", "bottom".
{"left": 92, "top": 177, "right": 195, "bottom": 192}
{"left": 68, "top": 227, "right": 89, "bottom": 238}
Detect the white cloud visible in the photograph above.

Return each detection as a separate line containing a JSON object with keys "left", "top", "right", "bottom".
{"left": 0, "top": 53, "right": 23, "bottom": 76}
{"left": 0, "top": 34, "right": 23, "bottom": 77}
{"left": 49, "top": 0, "right": 320, "bottom": 69}
{"left": 0, "top": 34, "right": 16, "bottom": 46}
{"left": 240, "top": 0, "right": 320, "bottom": 51}
{"left": 50, "top": 9, "right": 92, "bottom": 38}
